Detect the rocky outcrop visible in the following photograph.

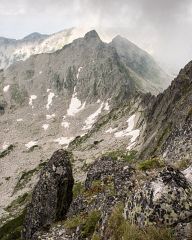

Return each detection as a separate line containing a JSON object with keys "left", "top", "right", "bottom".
{"left": 22, "top": 149, "right": 74, "bottom": 240}
{"left": 35, "top": 156, "right": 135, "bottom": 239}
{"left": 85, "top": 155, "right": 135, "bottom": 198}
{"left": 35, "top": 156, "right": 192, "bottom": 240}
{"left": 125, "top": 166, "right": 192, "bottom": 238}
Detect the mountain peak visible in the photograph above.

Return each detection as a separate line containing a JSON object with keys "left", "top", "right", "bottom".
{"left": 23, "top": 32, "right": 48, "bottom": 41}
{"left": 84, "top": 30, "right": 101, "bottom": 42}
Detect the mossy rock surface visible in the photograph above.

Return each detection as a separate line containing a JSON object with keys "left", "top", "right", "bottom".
{"left": 0, "top": 210, "right": 26, "bottom": 240}
{"left": 64, "top": 210, "right": 101, "bottom": 238}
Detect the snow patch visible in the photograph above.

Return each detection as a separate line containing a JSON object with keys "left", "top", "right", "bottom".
{"left": 61, "top": 121, "right": 70, "bottom": 128}
{"left": 97, "top": 99, "right": 101, "bottom": 104}
{"left": 105, "top": 127, "right": 118, "bottom": 133}
{"left": 39, "top": 71, "right": 42, "bottom": 75}
{"left": 53, "top": 137, "right": 74, "bottom": 146}
{"left": 127, "top": 142, "right": 137, "bottom": 151}
{"left": 46, "top": 92, "right": 55, "bottom": 110}
{"left": 3, "top": 85, "right": 10, "bottom": 92}
{"left": 25, "top": 141, "right": 38, "bottom": 149}
{"left": 47, "top": 89, "right": 51, "bottom": 93}
{"left": 67, "top": 87, "right": 86, "bottom": 116}
{"left": 182, "top": 166, "right": 192, "bottom": 184}
{"left": 115, "top": 115, "right": 135, "bottom": 138}
{"left": 29, "top": 95, "right": 37, "bottom": 108}
{"left": 82, "top": 102, "right": 104, "bottom": 130}
{"left": 114, "top": 114, "right": 140, "bottom": 150}
{"left": 2, "top": 143, "right": 9, "bottom": 150}
{"left": 76, "top": 67, "right": 83, "bottom": 79}
{"left": 46, "top": 113, "right": 56, "bottom": 120}
{"left": 42, "top": 124, "right": 49, "bottom": 131}
{"left": 17, "top": 118, "right": 23, "bottom": 122}
{"left": 104, "top": 101, "right": 110, "bottom": 111}
{"left": 129, "top": 129, "right": 140, "bottom": 143}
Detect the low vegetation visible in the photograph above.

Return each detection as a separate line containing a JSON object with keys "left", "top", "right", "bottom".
{"left": 104, "top": 150, "right": 137, "bottom": 163}
{"left": 5, "top": 193, "right": 30, "bottom": 213}
{"left": 151, "top": 124, "right": 172, "bottom": 155}
{"left": 73, "top": 182, "right": 84, "bottom": 198}
{"left": 137, "top": 157, "right": 165, "bottom": 171}
{"left": 14, "top": 161, "right": 47, "bottom": 193}
{"left": 73, "top": 178, "right": 115, "bottom": 200}
{"left": 106, "top": 204, "right": 174, "bottom": 240}
{"left": 91, "top": 233, "right": 101, "bottom": 240}
{"left": 64, "top": 210, "right": 101, "bottom": 238}
{"left": 0, "top": 210, "right": 26, "bottom": 240}
{"left": 176, "top": 158, "right": 190, "bottom": 170}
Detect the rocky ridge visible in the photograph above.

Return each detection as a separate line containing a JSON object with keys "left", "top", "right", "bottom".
{"left": 0, "top": 30, "right": 191, "bottom": 240}
{"left": 139, "top": 61, "right": 192, "bottom": 162}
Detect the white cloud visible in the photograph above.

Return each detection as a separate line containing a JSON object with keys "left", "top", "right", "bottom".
{"left": 1, "top": 0, "right": 192, "bottom": 72}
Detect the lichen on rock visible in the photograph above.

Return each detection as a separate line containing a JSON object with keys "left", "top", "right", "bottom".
{"left": 124, "top": 166, "right": 192, "bottom": 230}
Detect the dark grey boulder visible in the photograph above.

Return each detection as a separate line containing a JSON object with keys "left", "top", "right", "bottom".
{"left": 22, "top": 149, "right": 74, "bottom": 240}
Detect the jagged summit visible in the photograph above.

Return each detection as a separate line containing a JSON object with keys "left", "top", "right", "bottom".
{"left": 84, "top": 30, "right": 101, "bottom": 41}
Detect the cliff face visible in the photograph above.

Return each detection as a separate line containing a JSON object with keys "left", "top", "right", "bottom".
{"left": 140, "top": 61, "right": 192, "bottom": 163}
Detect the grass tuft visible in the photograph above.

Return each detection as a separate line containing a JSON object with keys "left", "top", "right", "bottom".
{"left": 137, "top": 158, "right": 165, "bottom": 171}
{"left": 64, "top": 210, "right": 101, "bottom": 238}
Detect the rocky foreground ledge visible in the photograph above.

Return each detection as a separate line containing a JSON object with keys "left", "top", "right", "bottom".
{"left": 1, "top": 150, "right": 191, "bottom": 240}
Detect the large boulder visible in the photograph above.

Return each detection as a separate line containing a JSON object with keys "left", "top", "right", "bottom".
{"left": 22, "top": 149, "right": 74, "bottom": 240}
{"left": 124, "top": 166, "right": 192, "bottom": 228}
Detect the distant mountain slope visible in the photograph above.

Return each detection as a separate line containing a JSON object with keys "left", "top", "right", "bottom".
{"left": 0, "top": 28, "right": 169, "bottom": 91}
{"left": 0, "top": 27, "right": 88, "bottom": 69}
{"left": 0, "top": 30, "right": 170, "bottom": 218}
{"left": 0, "top": 30, "right": 168, "bottom": 113}
{"left": 111, "top": 36, "right": 170, "bottom": 89}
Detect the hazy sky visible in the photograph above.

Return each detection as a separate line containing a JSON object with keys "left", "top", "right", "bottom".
{"left": 0, "top": 0, "right": 192, "bottom": 73}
